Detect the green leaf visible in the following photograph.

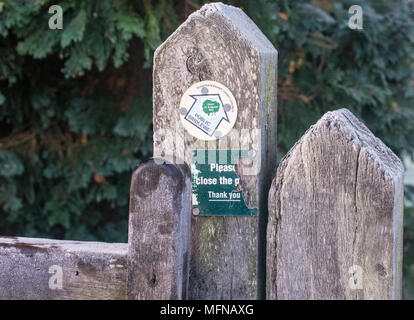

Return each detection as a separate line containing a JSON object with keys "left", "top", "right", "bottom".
{"left": 47, "top": 207, "right": 71, "bottom": 229}
{"left": 113, "top": 99, "right": 151, "bottom": 138}
{"left": 114, "top": 11, "right": 145, "bottom": 41}
{"left": 65, "top": 98, "right": 118, "bottom": 134}
{"left": 62, "top": 44, "right": 92, "bottom": 77}
{"left": 61, "top": 9, "right": 87, "bottom": 48}
{"left": 4, "top": 196, "right": 23, "bottom": 212}
{"left": 17, "top": 29, "right": 59, "bottom": 59}
{"left": 0, "top": 151, "right": 24, "bottom": 177}
{"left": 0, "top": 91, "right": 5, "bottom": 105}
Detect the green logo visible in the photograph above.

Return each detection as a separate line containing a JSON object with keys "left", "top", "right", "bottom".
{"left": 202, "top": 100, "right": 220, "bottom": 116}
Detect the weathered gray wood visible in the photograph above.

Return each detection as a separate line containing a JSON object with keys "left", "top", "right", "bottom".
{"left": 0, "top": 236, "right": 127, "bottom": 300}
{"left": 127, "top": 160, "right": 191, "bottom": 299}
{"left": 153, "top": 2, "right": 277, "bottom": 299}
{"left": 266, "top": 108, "right": 404, "bottom": 300}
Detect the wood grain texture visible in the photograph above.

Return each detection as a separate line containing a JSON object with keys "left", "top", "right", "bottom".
{"left": 153, "top": 2, "right": 277, "bottom": 299}
{"left": 127, "top": 160, "right": 191, "bottom": 299}
{"left": 0, "top": 236, "right": 127, "bottom": 300}
{"left": 266, "top": 108, "right": 404, "bottom": 300}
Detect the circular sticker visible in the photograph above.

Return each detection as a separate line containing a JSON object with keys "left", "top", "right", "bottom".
{"left": 179, "top": 80, "right": 237, "bottom": 141}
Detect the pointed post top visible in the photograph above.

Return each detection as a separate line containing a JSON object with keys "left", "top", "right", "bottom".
{"left": 267, "top": 108, "right": 404, "bottom": 300}
{"left": 308, "top": 108, "right": 403, "bottom": 180}
{"left": 155, "top": 2, "right": 277, "bottom": 59}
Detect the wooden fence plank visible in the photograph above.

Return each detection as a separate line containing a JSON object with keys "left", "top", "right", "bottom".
{"left": 127, "top": 160, "right": 191, "bottom": 299}
{"left": 266, "top": 108, "right": 404, "bottom": 300}
{"left": 153, "top": 2, "right": 277, "bottom": 299}
{"left": 0, "top": 236, "right": 127, "bottom": 300}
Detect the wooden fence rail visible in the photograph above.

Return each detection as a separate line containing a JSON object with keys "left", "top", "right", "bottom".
{"left": 0, "top": 160, "right": 191, "bottom": 300}
{"left": 0, "top": 237, "right": 128, "bottom": 299}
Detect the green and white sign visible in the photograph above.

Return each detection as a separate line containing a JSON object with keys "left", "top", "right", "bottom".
{"left": 179, "top": 81, "right": 238, "bottom": 141}
{"left": 191, "top": 150, "right": 257, "bottom": 216}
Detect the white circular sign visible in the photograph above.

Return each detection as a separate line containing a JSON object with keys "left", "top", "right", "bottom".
{"left": 179, "top": 80, "right": 237, "bottom": 141}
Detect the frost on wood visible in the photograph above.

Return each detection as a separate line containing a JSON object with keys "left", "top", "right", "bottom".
{"left": 266, "top": 108, "right": 404, "bottom": 300}
{"left": 152, "top": 2, "right": 277, "bottom": 299}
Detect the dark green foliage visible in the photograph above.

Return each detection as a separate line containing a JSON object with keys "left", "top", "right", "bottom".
{"left": 0, "top": 0, "right": 413, "bottom": 297}
{"left": 0, "top": 0, "right": 168, "bottom": 241}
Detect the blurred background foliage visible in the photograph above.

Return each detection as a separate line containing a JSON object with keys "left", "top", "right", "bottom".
{"left": 0, "top": 0, "right": 413, "bottom": 297}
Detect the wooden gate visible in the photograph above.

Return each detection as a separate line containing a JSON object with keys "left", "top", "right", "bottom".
{"left": 0, "top": 3, "right": 404, "bottom": 300}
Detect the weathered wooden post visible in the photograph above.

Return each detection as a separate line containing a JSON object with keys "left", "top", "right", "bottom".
{"left": 267, "top": 108, "right": 404, "bottom": 300}
{"left": 127, "top": 160, "right": 191, "bottom": 299}
{"left": 153, "top": 3, "right": 277, "bottom": 299}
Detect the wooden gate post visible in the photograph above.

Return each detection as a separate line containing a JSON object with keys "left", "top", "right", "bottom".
{"left": 153, "top": 3, "right": 277, "bottom": 299}
{"left": 267, "top": 108, "right": 404, "bottom": 300}
{"left": 127, "top": 160, "right": 191, "bottom": 299}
